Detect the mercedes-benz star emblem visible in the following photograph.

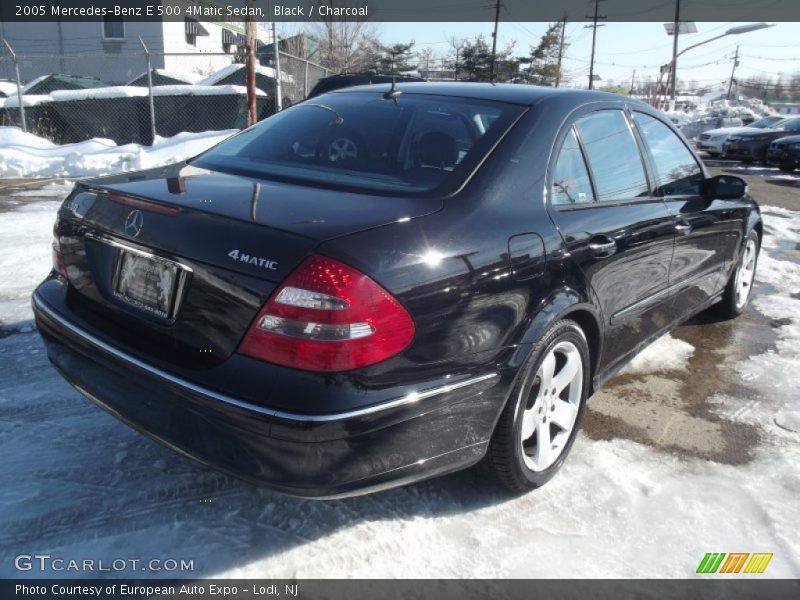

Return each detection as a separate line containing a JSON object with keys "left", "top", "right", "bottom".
{"left": 124, "top": 209, "right": 144, "bottom": 238}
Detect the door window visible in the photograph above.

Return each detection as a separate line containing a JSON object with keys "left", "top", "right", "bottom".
{"left": 634, "top": 112, "right": 704, "bottom": 196}
{"left": 575, "top": 110, "right": 650, "bottom": 201}
{"left": 551, "top": 128, "right": 595, "bottom": 205}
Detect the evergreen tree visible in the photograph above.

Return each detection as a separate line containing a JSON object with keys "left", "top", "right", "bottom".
{"left": 520, "top": 22, "right": 566, "bottom": 86}
{"left": 456, "top": 35, "right": 517, "bottom": 82}
{"left": 368, "top": 41, "right": 418, "bottom": 74}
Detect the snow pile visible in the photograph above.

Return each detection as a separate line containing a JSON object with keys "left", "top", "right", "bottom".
{"left": 664, "top": 97, "right": 774, "bottom": 139}
{"left": 0, "top": 126, "right": 235, "bottom": 179}
{"left": 620, "top": 333, "right": 695, "bottom": 375}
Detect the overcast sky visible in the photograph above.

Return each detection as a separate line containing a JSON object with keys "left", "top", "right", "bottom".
{"left": 283, "top": 21, "right": 800, "bottom": 89}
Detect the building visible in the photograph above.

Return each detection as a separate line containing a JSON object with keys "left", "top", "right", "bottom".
{"left": 0, "top": 2, "right": 271, "bottom": 86}
{"left": 767, "top": 102, "right": 800, "bottom": 115}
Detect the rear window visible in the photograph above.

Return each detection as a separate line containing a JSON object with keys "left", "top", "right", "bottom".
{"left": 193, "top": 92, "right": 524, "bottom": 194}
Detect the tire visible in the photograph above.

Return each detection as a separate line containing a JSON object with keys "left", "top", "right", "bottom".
{"left": 487, "top": 319, "right": 590, "bottom": 493}
{"left": 715, "top": 229, "right": 760, "bottom": 319}
{"left": 779, "top": 163, "right": 796, "bottom": 173}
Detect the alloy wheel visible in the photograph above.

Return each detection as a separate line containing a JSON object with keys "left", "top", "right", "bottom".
{"left": 519, "top": 341, "right": 584, "bottom": 472}
{"left": 734, "top": 238, "right": 757, "bottom": 309}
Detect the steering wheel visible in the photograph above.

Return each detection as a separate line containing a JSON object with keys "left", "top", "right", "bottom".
{"left": 325, "top": 137, "right": 359, "bottom": 162}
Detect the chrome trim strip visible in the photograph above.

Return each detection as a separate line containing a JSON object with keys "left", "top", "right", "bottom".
{"left": 33, "top": 294, "right": 499, "bottom": 423}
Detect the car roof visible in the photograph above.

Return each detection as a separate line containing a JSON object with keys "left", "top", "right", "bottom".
{"left": 326, "top": 81, "right": 636, "bottom": 107}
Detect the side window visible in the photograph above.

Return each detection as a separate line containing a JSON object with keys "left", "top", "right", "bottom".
{"left": 575, "top": 110, "right": 650, "bottom": 201}
{"left": 551, "top": 128, "right": 595, "bottom": 205}
{"left": 634, "top": 112, "right": 704, "bottom": 196}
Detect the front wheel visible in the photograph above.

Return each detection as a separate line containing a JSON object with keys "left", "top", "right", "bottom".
{"left": 716, "top": 230, "right": 760, "bottom": 319}
{"left": 487, "top": 319, "right": 590, "bottom": 492}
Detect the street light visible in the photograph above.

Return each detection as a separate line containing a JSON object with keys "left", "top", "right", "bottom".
{"left": 667, "top": 22, "right": 773, "bottom": 110}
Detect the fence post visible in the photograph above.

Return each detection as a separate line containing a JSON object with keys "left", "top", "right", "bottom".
{"left": 2, "top": 38, "right": 27, "bottom": 132}
{"left": 272, "top": 22, "right": 282, "bottom": 112}
{"left": 303, "top": 59, "right": 309, "bottom": 98}
{"left": 139, "top": 36, "right": 157, "bottom": 144}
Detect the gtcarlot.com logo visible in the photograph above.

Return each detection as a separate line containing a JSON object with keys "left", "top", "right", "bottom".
{"left": 14, "top": 554, "right": 194, "bottom": 573}
{"left": 696, "top": 552, "right": 773, "bottom": 574}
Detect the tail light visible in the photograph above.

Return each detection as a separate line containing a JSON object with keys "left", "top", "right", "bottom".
{"left": 52, "top": 221, "right": 67, "bottom": 277}
{"left": 238, "top": 254, "right": 415, "bottom": 372}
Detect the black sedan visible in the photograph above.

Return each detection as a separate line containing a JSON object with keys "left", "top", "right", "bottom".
{"left": 723, "top": 116, "right": 800, "bottom": 162}
{"left": 33, "top": 84, "right": 762, "bottom": 498}
{"left": 765, "top": 134, "right": 800, "bottom": 172}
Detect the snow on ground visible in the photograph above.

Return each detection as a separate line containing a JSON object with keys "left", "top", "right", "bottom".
{"left": 0, "top": 127, "right": 235, "bottom": 179}
{"left": 0, "top": 191, "right": 798, "bottom": 578}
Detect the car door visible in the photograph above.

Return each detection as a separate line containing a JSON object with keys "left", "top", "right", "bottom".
{"left": 631, "top": 111, "right": 745, "bottom": 316}
{"left": 546, "top": 108, "right": 675, "bottom": 376}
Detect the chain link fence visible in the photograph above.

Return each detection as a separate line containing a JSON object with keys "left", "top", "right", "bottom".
{"left": 0, "top": 46, "right": 330, "bottom": 146}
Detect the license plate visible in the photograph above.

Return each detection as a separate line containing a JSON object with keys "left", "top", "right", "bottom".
{"left": 114, "top": 250, "right": 180, "bottom": 319}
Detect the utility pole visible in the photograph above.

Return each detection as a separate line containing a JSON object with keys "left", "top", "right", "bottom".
{"left": 727, "top": 45, "right": 740, "bottom": 100}
{"left": 585, "top": 0, "right": 606, "bottom": 90}
{"left": 555, "top": 16, "right": 567, "bottom": 88}
{"left": 245, "top": 0, "right": 257, "bottom": 125}
{"left": 489, "top": 0, "right": 502, "bottom": 83}
{"left": 668, "top": 0, "right": 681, "bottom": 109}
{"left": 629, "top": 69, "right": 636, "bottom": 95}
{"left": 273, "top": 21, "right": 282, "bottom": 112}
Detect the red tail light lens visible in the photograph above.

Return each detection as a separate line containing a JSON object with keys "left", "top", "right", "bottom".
{"left": 52, "top": 221, "right": 67, "bottom": 277}
{"left": 238, "top": 254, "right": 415, "bottom": 372}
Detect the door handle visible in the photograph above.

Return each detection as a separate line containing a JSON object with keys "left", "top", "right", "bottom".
{"left": 675, "top": 220, "right": 691, "bottom": 235}
{"left": 588, "top": 237, "right": 616, "bottom": 257}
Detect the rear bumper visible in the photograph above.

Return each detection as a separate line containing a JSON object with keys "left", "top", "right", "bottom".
{"left": 33, "top": 291, "right": 503, "bottom": 498}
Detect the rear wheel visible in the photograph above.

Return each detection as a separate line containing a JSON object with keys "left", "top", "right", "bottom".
{"left": 715, "top": 230, "right": 759, "bottom": 319}
{"left": 487, "top": 320, "right": 589, "bottom": 492}
{"left": 779, "top": 163, "right": 796, "bottom": 173}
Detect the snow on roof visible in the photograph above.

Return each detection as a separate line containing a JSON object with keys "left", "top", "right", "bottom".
{"left": 1, "top": 94, "right": 54, "bottom": 108}
{"left": 199, "top": 62, "right": 293, "bottom": 85}
{"left": 49, "top": 86, "right": 149, "bottom": 102}
{"left": 3, "top": 84, "right": 266, "bottom": 105}
{"left": 127, "top": 69, "right": 204, "bottom": 85}
{"left": 0, "top": 81, "right": 19, "bottom": 96}
{"left": 150, "top": 84, "right": 266, "bottom": 97}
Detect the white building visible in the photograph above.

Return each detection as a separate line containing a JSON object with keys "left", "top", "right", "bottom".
{"left": 0, "top": 7, "right": 271, "bottom": 85}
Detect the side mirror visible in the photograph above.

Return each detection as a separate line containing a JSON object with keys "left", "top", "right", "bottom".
{"left": 702, "top": 175, "right": 747, "bottom": 200}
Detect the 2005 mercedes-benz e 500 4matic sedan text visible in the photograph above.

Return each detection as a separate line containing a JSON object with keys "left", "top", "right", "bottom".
{"left": 33, "top": 84, "right": 762, "bottom": 498}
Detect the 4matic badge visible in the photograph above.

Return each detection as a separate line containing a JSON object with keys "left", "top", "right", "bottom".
{"left": 227, "top": 250, "right": 278, "bottom": 271}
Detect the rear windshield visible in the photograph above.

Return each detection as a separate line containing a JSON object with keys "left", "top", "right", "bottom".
{"left": 193, "top": 92, "right": 524, "bottom": 194}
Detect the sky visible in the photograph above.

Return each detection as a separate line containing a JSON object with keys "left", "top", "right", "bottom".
{"left": 284, "top": 21, "right": 800, "bottom": 90}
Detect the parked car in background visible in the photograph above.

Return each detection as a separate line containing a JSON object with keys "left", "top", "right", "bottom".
{"left": 696, "top": 115, "right": 785, "bottom": 157}
{"left": 765, "top": 134, "right": 800, "bottom": 172}
{"left": 33, "top": 84, "right": 762, "bottom": 498}
{"left": 306, "top": 73, "right": 425, "bottom": 98}
{"left": 723, "top": 117, "right": 800, "bottom": 163}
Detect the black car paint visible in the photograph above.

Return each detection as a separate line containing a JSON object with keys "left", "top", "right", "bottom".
{"left": 33, "top": 84, "right": 762, "bottom": 497}
{"left": 723, "top": 118, "right": 800, "bottom": 162}
{"left": 766, "top": 134, "right": 800, "bottom": 170}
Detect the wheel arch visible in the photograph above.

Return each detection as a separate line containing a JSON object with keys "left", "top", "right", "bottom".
{"left": 511, "top": 287, "right": 603, "bottom": 395}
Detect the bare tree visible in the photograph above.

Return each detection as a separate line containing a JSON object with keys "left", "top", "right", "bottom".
{"left": 309, "top": 1, "right": 377, "bottom": 73}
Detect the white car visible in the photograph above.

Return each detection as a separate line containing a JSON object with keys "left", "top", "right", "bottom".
{"left": 697, "top": 116, "right": 784, "bottom": 156}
